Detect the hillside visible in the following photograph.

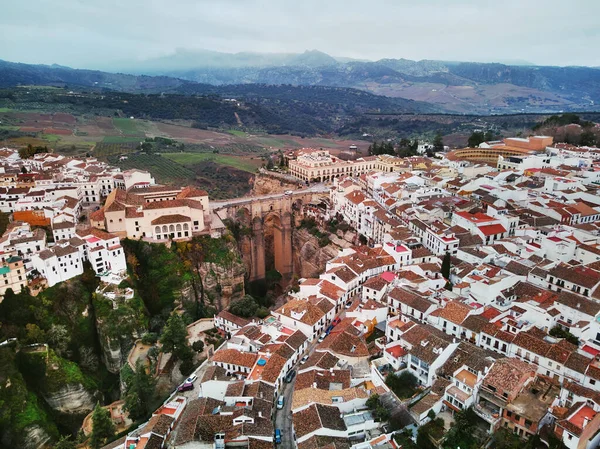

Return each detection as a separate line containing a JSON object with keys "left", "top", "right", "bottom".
{"left": 116, "top": 50, "right": 600, "bottom": 114}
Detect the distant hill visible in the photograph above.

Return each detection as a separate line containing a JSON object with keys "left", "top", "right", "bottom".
{"left": 0, "top": 60, "right": 439, "bottom": 136}
{"left": 113, "top": 49, "right": 600, "bottom": 114}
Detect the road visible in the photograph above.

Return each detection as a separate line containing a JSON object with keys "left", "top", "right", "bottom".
{"left": 274, "top": 375, "right": 297, "bottom": 449}
{"left": 273, "top": 309, "right": 347, "bottom": 447}
{"left": 210, "top": 183, "right": 329, "bottom": 210}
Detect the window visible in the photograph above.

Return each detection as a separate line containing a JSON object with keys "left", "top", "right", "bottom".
{"left": 590, "top": 379, "right": 596, "bottom": 386}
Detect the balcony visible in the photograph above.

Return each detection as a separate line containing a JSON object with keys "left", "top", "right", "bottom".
{"left": 474, "top": 403, "right": 501, "bottom": 426}
{"left": 478, "top": 387, "right": 507, "bottom": 408}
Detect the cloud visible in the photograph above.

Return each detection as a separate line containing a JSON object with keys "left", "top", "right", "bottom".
{"left": 1, "top": 0, "right": 599, "bottom": 68}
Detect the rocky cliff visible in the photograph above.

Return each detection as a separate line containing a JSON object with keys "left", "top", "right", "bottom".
{"left": 21, "top": 424, "right": 53, "bottom": 449}
{"left": 200, "top": 238, "right": 246, "bottom": 311}
{"left": 292, "top": 228, "right": 341, "bottom": 278}
{"left": 42, "top": 384, "right": 95, "bottom": 415}
{"left": 252, "top": 171, "right": 301, "bottom": 195}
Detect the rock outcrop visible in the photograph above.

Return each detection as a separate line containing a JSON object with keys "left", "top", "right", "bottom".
{"left": 200, "top": 243, "right": 246, "bottom": 311}
{"left": 42, "top": 384, "right": 95, "bottom": 415}
{"left": 292, "top": 228, "right": 340, "bottom": 278}
{"left": 21, "top": 424, "right": 53, "bottom": 449}
{"left": 252, "top": 171, "right": 301, "bottom": 195}
{"left": 23, "top": 425, "right": 54, "bottom": 449}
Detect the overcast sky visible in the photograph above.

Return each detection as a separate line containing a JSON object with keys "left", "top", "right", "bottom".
{"left": 1, "top": 0, "right": 599, "bottom": 69}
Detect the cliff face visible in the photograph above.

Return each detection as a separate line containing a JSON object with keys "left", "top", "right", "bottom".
{"left": 21, "top": 425, "right": 53, "bottom": 449}
{"left": 292, "top": 228, "right": 341, "bottom": 278}
{"left": 252, "top": 172, "right": 300, "bottom": 195}
{"left": 42, "top": 384, "right": 95, "bottom": 415}
{"left": 200, "top": 242, "right": 246, "bottom": 311}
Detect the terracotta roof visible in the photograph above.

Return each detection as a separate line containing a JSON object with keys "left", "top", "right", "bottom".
{"left": 401, "top": 324, "right": 454, "bottom": 365}
{"left": 293, "top": 404, "right": 346, "bottom": 439}
{"left": 295, "top": 369, "right": 351, "bottom": 391}
{"left": 260, "top": 353, "right": 287, "bottom": 384}
{"left": 212, "top": 349, "right": 258, "bottom": 369}
{"left": 217, "top": 310, "right": 250, "bottom": 328}
{"left": 388, "top": 287, "right": 434, "bottom": 313}
{"left": 482, "top": 358, "right": 535, "bottom": 394}
{"left": 274, "top": 298, "right": 326, "bottom": 326}
{"left": 302, "top": 351, "right": 339, "bottom": 371}
{"left": 549, "top": 264, "right": 600, "bottom": 289}
{"left": 432, "top": 301, "right": 473, "bottom": 325}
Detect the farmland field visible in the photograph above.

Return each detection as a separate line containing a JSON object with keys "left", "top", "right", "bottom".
{"left": 112, "top": 154, "right": 196, "bottom": 185}
{"left": 113, "top": 118, "right": 143, "bottom": 136}
{"left": 94, "top": 142, "right": 139, "bottom": 157}
{"left": 227, "top": 129, "right": 247, "bottom": 137}
{"left": 102, "top": 136, "right": 144, "bottom": 143}
{"left": 163, "top": 152, "right": 262, "bottom": 173}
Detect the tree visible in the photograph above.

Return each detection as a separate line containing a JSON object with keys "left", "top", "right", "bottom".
{"left": 441, "top": 252, "right": 451, "bottom": 279}
{"left": 24, "top": 323, "right": 46, "bottom": 344}
{"left": 138, "top": 142, "right": 153, "bottom": 154}
{"left": 442, "top": 407, "right": 479, "bottom": 449}
{"left": 124, "top": 361, "right": 157, "bottom": 421}
{"left": 229, "top": 295, "right": 259, "bottom": 318}
{"left": 433, "top": 133, "right": 444, "bottom": 152}
{"left": 493, "top": 429, "right": 522, "bottom": 449}
{"left": 365, "top": 394, "right": 380, "bottom": 409}
{"left": 580, "top": 130, "right": 597, "bottom": 146}
{"left": 160, "top": 312, "right": 192, "bottom": 362}
{"left": 467, "top": 131, "right": 485, "bottom": 148}
{"left": 192, "top": 340, "right": 205, "bottom": 353}
{"left": 385, "top": 371, "right": 418, "bottom": 399}
{"left": 79, "top": 346, "right": 99, "bottom": 372}
{"left": 47, "top": 324, "right": 70, "bottom": 356}
{"left": 89, "top": 403, "right": 115, "bottom": 449}
{"left": 54, "top": 436, "right": 76, "bottom": 449}
{"left": 266, "top": 157, "right": 274, "bottom": 170}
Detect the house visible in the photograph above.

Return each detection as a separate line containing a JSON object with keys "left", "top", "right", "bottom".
{"left": 399, "top": 324, "right": 459, "bottom": 386}
{"left": 475, "top": 358, "right": 536, "bottom": 433}
{"left": 0, "top": 256, "right": 27, "bottom": 298}
{"left": 272, "top": 298, "right": 329, "bottom": 341}
{"left": 215, "top": 310, "right": 250, "bottom": 336}
{"left": 292, "top": 403, "right": 348, "bottom": 444}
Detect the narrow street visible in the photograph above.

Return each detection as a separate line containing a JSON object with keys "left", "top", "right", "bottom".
{"left": 274, "top": 375, "right": 297, "bottom": 449}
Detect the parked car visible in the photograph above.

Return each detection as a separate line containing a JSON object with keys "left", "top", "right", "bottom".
{"left": 318, "top": 334, "right": 326, "bottom": 343}
{"left": 285, "top": 369, "right": 296, "bottom": 383}
{"left": 186, "top": 374, "right": 197, "bottom": 384}
{"left": 332, "top": 317, "right": 341, "bottom": 327}
{"left": 345, "top": 301, "right": 353, "bottom": 309}
{"left": 300, "top": 354, "right": 309, "bottom": 365}
{"left": 284, "top": 190, "right": 293, "bottom": 195}
{"left": 275, "top": 429, "right": 282, "bottom": 444}
{"left": 177, "top": 382, "right": 194, "bottom": 392}
{"left": 277, "top": 396, "right": 285, "bottom": 409}
{"left": 325, "top": 325, "right": 334, "bottom": 335}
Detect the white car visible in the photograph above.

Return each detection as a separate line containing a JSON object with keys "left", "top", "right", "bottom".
{"left": 284, "top": 190, "right": 293, "bottom": 195}
{"left": 277, "top": 396, "right": 285, "bottom": 409}
{"left": 186, "top": 374, "right": 198, "bottom": 384}
{"left": 318, "top": 334, "right": 326, "bottom": 343}
{"left": 300, "top": 355, "right": 309, "bottom": 365}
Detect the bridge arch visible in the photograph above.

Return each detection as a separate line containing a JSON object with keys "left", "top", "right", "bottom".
{"left": 216, "top": 190, "right": 325, "bottom": 281}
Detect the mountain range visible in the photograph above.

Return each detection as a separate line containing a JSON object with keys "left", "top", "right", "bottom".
{"left": 117, "top": 49, "right": 600, "bottom": 114}
{"left": 2, "top": 49, "right": 600, "bottom": 115}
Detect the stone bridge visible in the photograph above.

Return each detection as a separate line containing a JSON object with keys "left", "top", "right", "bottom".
{"left": 211, "top": 187, "right": 328, "bottom": 281}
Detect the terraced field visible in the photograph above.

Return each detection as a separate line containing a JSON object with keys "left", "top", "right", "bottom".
{"left": 163, "top": 152, "right": 262, "bottom": 173}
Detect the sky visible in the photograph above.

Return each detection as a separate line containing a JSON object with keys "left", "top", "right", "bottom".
{"left": 1, "top": 0, "right": 600, "bottom": 69}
